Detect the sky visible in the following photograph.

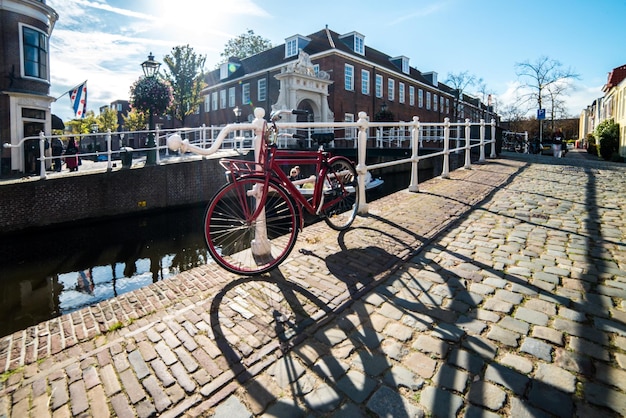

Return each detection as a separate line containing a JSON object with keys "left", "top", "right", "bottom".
{"left": 47, "top": 0, "right": 625, "bottom": 123}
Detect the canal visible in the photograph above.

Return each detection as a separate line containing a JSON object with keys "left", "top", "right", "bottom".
{"left": 0, "top": 169, "right": 416, "bottom": 337}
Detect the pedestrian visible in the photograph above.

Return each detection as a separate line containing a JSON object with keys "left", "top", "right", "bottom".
{"left": 51, "top": 137, "right": 64, "bottom": 171}
{"left": 64, "top": 137, "right": 79, "bottom": 172}
{"left": 552, "top": 128, "right": 564, "bottom": 158}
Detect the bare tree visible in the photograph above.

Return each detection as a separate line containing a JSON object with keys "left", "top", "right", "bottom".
{"left": 515, "top": 56, "right": 578, "bottom": 136}
{"left": 446, "top": 71, "right": 482, "bottom": 122}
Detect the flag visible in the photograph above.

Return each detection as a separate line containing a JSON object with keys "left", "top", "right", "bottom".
{"left": 69, "top": 81, "right": 88, "bottom": 118}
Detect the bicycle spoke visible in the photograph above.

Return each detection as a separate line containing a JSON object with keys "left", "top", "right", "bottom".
{"left": 204, "top": 177, "right": 298, "bottom": 275}
{"left": 321, "top": 157, "right": 359, "bottom": 231}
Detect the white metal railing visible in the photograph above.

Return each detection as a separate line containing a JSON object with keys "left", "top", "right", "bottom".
{"left": 3, "top": 109, "right": 496, "bottom": 214}
{"left": 166, "top": 108, "right": 497, "bottom": 215}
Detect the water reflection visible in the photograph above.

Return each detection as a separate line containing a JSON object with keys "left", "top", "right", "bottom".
{"left": 0, "top": 168, "right": 415, "bottom": 337}
{"left": 0, "top": 205, "right": 210, "bottom": 337}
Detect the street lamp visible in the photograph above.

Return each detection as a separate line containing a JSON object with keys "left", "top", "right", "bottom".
{"left": 91, "top": 123, "right": 98, "bottom": 160}
{"left": 233, "top": 106, "right": 241, "bottom": 123}
{"left": 141, "top": 52, "right": 161, "bottom": 165}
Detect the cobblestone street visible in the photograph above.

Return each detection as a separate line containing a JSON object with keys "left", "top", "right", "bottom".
{"left": 1, "top": 149, "right": 625, "bottom": 417}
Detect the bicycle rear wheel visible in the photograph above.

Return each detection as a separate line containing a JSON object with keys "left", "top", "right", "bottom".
{"left": 320, "top": 156, "right": 359, "bottom": 231}
{"left": 204, "top": 176, "right": 299, "bottom": 275}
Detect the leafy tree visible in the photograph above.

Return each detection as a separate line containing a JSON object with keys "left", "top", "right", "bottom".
{"left": 219, "top": 29, "right": 272, "bottom": 63}
{"left": 162, "top": 45, "right": 206, "bottom": 126}
{"left": 97, "top": 107, "right": 119, "bottom": 133}
{"left": 446, "top": 71, "right": 481, "bottom": 122}
{"left": 122, "top": 108, "right": 148, "bottom": 132}
{"left": 595, "top": 119, "right": 619, "bottom": 160}
{"left": 66, "top": 110, "right": 98, "bottom": 134}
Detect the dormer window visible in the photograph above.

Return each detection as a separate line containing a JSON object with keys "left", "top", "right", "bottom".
{"left": 390, "top": 56, "right": 410, "bottom": 74}
{"left": 220, "top": 60, "right": 241, "bottom": 80}
{"left": 339, "top": 31, "right": 365, "bottom": 56}
{"left": 285, "top": 35, "right": 311, "bottom": 58}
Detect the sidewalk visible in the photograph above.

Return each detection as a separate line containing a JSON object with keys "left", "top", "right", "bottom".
{"left": 1, "top": 149, "right": 625, "bottom": 417}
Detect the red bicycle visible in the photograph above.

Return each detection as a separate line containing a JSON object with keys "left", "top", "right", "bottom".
{"left": 169, "top": 108, "right": 359, "bottom": 275}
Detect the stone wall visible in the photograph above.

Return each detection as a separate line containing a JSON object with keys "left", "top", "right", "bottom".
{"left": 0, "top": 158, "right": 227, "bottom": 233}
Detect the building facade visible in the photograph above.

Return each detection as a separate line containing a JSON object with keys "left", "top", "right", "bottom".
{"left": 200, "top": 27, "right": 498, "bottom": 133}
{"left": 0, "top": 0, "right": 58, "bottom": 174}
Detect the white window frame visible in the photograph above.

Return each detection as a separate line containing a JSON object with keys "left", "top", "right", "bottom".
{"left": 345, "top": 113, "right": 356, "bottom": 139}
{"left": 387, "top": 79, "right": 394, "bottom": 102}
{"left": 219, "top": 89, "right": 226, "bottom": 109}
{"left": 433, "top": 94, "right": 438, "bottom": 112}
{"left": 409, "top": 86, "right": 415, "bottom": 106}
{"left": 399, "top": 82, "right": 405, "bottom": 104}
{"left": 418, "top": 89, "right": 424, "bottom": 108}
{"left": 257, "top": 79, "right": 266, "bottom": 102}
{"left": 361, "top": 69, "right": 370, "bottom": 95}
{"left": 426, "top": 92, "right": 431, "bottom": 110}
{"left": 344, "top": 64, "right": 354, "bottom": 91}
{"left": 228, "top": 87, "right": 236, "bottom": 108}
{"left": 354, "top": 34, "right": 365, "bottom": 55}
{"left": 211, "top": 92, "right": 218, "bottom": 111}
{"left": 285, "top": 38, "right": 298, "bottom": 58}
{"left": 375, "top": 74, "right": 383, "bottom": 98}
{"left": 20, "top": 23, "right": 49, "bottom": 80}
{"left": 204, "top": 95, "right": 210, "bottom": 112}
{"left": 242, "top": 83, "right": 250, "bottom": 105}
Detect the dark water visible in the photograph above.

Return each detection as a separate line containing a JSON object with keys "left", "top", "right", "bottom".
{"left": 0, "top": 169, "right": 414, "bottom": 337}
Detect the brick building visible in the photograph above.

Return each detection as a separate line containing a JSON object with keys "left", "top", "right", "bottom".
{"left": 200, "top": 27, "right": 498, "bottom": 131}
{"left": 0, "top": 0, "right": 58, "bottom": 174}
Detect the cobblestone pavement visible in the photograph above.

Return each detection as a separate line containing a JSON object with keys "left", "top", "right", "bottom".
{"left": 1, "top": 149, "right": 625, "bottom": 417}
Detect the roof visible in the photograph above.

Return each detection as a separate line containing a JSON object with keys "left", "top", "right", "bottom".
{"left": 204, "top": 27, "right": 445, "bottom": 92}
{"left": 603, "top": 64, "right": 626, "bottom": 91}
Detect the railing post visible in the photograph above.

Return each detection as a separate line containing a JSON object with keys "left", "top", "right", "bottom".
{"left": 464, "top": 118, "right": 471, "bottom": 169}
{"left": 356, "top": 111, "right": 369, "bottom": 214}
{"left": 106, "top": 129, "right": 112, "bottom": 171}
{"left": 479, "top": 119, "right": 486, "bottom": 163}
{"left": 39, "top": 132, "right": 47, "bottom": 180}
{"left": 155, "top": 126, "right": 161, "bottom": 165}
{"left": 408, "top": 116, "right": 420, "bottom": 192}
{"left": 490, "top": 119, "right": 497, "bottom": 158}
{"left": 441, "top": 118, "right": 450, "bottom": 179}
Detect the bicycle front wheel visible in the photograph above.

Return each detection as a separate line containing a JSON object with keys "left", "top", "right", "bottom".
{"left": 320, "top": 157, "right": 359, "bottom": 231}
{"left": 204, "top": 177, "right": 299, "bottom": 275}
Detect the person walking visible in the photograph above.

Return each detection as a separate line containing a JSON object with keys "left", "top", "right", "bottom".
{"left": 552, "top": 128, "right": 564, "bottom": 158}
{"left": 64, "top": 137, "right": 80, "bottom": 172}
{"left": 51, "top": 137, "right": 64, "bottom": 171}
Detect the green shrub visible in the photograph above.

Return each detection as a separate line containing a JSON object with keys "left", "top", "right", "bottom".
{"left": 595, "top": 119, "right": 620, "bottom": 161}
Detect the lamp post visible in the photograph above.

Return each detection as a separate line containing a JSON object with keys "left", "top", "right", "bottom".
{"left": 233, "top": 106, "right": 241, "bottom": 141}
{"left": 141, "top": 52, "right": 161, "bottom": 165}
{"left": 91, "top": 123, "right": 98, "bottom": 160}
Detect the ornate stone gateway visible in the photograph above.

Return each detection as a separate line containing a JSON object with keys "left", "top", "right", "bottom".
{"left": 274, "top": 51, "right": 334, "bottom": 123}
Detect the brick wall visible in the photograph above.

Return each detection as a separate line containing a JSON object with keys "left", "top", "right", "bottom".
{"left": 0, "top": 158, "right": 227, "bottom": 233}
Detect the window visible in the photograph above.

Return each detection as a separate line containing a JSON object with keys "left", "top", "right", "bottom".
{"left": 242, "top": 83, "right": 250, "bottom": 105}
{"left": 399, "top": 83, "right": 405, "bottom": 104}
{"left": 402, "top": 57, "right": 410, "bottom": 74}
{"left": 433, "top": 94, "right": 438, "bottom": 111}
{"left": 204, "top": 95, "right": 210, "bottom": 112}
{"left": 345, "top": 113, "right": 356, "bottom": 140}
{"left": 219, "top": 90, "right": 226, "bottom": 109}
{"left": 285, "top": 38, "right": 298, "bottom": 58}
{"left": 446, "top": 98, "right": 450, "bottom": 114}
{"left": 22, "top": 26, "right": 48, "bottom": 79}
{"left": 388, "top": 79, "right": 394, "bottom": 101}
{"left": 409, "top": 86, "right": 415, "bottom": 106}
{"left": 418, "top": 89, "right": 423, "bottom": 108}
{"left": 426, "top": 92, "right": 431, "bottom": 110}
{"left": 440, "top": 96, "right": 444, "bottom": 114}
{"left": 212, "top": 92, "right": 218, "bottom": 111}
{"left": 313, "top": 64, "right": 320, "bottom": 75}
{"left": 361, "top": 70, "right": 370, "bottom": 95}
{"left": 344, "top": 64, "right": 354, "bottom": 91}
{"left": 228, "top": 87, "right": 236, "bottom": 108}
{"left": 257, "top": 79, "right": 266, "bottom": 102}
{"left": 354, "top": 34, "right": 365, "bottom": 55}
{"left": 375, "top": 75, "right": 383, "bottom": 98}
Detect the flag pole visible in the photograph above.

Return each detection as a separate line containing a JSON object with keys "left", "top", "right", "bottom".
{"left": 55, "top": 80, "right": 88, "bottom": 100}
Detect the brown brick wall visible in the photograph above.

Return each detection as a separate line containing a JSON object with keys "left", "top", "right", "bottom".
{"left": 0, "top": 158, "right": 227, "bottom": 233}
